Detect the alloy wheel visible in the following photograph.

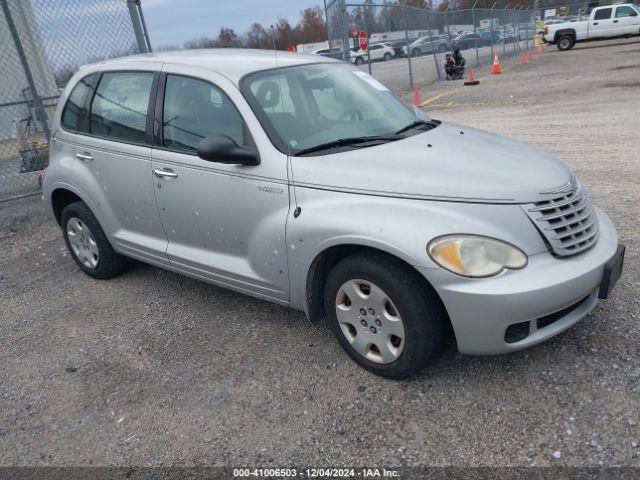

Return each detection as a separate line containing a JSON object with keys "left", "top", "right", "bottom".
{"left": 335, "top": 279, "right": 405, "bottom": 364}
{"left": 66, "top": 217, "right": 99, "bottom": 269}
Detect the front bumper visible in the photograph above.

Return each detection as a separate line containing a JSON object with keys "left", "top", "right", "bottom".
{"left": 418, "top": 207, "right": 620, "bottom": 355}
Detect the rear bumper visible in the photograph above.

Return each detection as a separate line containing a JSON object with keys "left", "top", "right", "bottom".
{"left": 418, "top": 207, "right": 619, "bottom": 355}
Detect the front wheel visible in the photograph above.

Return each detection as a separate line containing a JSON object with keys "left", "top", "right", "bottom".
{"left": 383, "top": 52, "right": 392, "bottom": 61}
{"left": 557, "top": 35, "right": 575, "bottom": 51}
{"left": 411, "top": 48, "right": 421, "bottom": 57}
{"left": 324, "top": 253, "right": 448, "bottom": 379}
{"left": 61, "top": 201, "right": 128, "bottom": 279}
{"left": 354, "top": 56, "right": 365, "bottom": 65}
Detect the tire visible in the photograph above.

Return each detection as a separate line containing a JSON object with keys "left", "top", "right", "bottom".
{"left": 411, "top": 48, "right": 421, "bottom": 57}
{"left": 61, "top": 201, "right": 128, "bottom": 279}
{"left": 557, "top": 35, "right": 575, "bottom": 51}
{"left": 438, "top": 44, "right": 448, "bottom": 53}
{"left": 383, "top": 52, "right": 392, "bottom": 61}
{"left": 355, "top": 56, "right": 364, "bottom": 65}
{"left": 324, "top": 252, "right": 448, "bottom": 379}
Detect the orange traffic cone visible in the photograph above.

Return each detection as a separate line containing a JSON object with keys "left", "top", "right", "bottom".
{"left": 464, "top": 67, "right": 479, "bottom": 86}
{"left": 413, "top": 86, "right": 420, "bottom": 106}
{"left": 519, "top": 53, "right": 526, "bottom": 64}
{"left": 527, "top": 48, "right": 533, "bottom": 61}
{"left": 491, "top": 54, "right": 502, "bottom": 74}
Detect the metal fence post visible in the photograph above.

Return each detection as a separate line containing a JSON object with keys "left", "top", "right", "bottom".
{"left": 503, "top": 4, "right": 509, "bottom": 57}
{"left": 0, "top": 0, "right": 51, "bottom": 141}
{"left": 324, "top": 0, "right": 334, "bottom": 53}
{"left": 136, "top": 0, "right": 153, "bottom": 52}
{"left": 401, "top": 4, "right": 414, "bottom": 90}
{"left": 424, "top": 8, "right": 441, "bottom": 80}
{"left": 339, "top": 0, "right": 350, "bottom": 63}
{"left": 515, "top": 7, "right": 520, "bottom": 54}
{"left": 472, "top": 2, "right": 479, "bottom": 68}
{"left": 490, "top": 2, "right": 496, "bottom": 62}
{"left": 127, "top": 0, "right": 150, "bottom": 53}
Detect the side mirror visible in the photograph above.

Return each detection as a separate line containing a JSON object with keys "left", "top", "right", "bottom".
{"left": 197, "top": 134, "right": 260, "bottom": 166}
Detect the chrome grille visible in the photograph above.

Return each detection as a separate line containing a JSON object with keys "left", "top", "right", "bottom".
{"left": 523, "top": 186, "right": 599, "bottom": 257}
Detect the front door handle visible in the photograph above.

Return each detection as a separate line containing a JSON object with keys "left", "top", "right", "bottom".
{"left": 612, "top": 19, "right": 618, "bottom": 23}
{"left": 153, "top": 168, "right": 178, "bottom": 178}
{"left": 76, "top": 153, "right": 93, "bottom": 162}
{"left": 593, "top": 22, "right": 598, "bottom": 25}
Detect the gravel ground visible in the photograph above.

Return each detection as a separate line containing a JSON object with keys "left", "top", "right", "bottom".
{"left": 1, "top": 38, "right": 639, "bottom": 468}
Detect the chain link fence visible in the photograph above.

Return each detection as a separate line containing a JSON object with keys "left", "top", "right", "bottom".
{"left": 0, "top": 0, "right": 150, "bottom": 230}
{"left": 325, "top": 0, "right": 634, "bottom": 92}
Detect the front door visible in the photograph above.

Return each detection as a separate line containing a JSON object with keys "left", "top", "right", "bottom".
{"left": 151, "top": 67, "right": 290, "bottom": 302}
{"left": 613, "top": 5, "right": 640, "bottom": 35}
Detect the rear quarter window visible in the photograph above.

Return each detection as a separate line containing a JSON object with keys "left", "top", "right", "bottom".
{"left": 61, "top": 74, "right": 97, "bottom": 131}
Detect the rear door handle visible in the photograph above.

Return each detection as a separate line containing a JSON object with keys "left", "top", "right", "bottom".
{"left": 76, "top": 153, "right": 93, "bottom": 162}
{"left": 153, "top": 168, "right": 178, "bottom": 178}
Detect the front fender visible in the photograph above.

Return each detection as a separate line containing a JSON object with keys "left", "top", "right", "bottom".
{"left": 286, "top": 186, "right": 548, "bottom": 312}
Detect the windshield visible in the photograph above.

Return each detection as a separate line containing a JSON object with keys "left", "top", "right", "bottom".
{"left": 241, "top": 63, "right": 428, "bottom": 155}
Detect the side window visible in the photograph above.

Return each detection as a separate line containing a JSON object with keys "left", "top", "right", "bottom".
{"left": 615, "top": 6, "right": 636, "bottom": 17}
{"left": 594, "top": 8, "right": 612, "bottom": 20}
{"left": 90, "top": 72, "right": 154, "bottom": 143}
{"left": 163, "top": 75, "right": 246, "bottom": 153}
{"left": 61, "top": 73, "right": 97, "bottom": 131}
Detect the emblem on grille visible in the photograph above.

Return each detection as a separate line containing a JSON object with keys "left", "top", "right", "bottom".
{"left": 540, "top": 176, "right": 577, "bottom": 195}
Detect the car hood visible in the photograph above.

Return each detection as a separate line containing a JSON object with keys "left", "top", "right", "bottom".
{"left": 291, "top": 122, "right": 572, "bottom": 204}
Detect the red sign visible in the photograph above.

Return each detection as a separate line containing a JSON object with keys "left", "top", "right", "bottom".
{"left": 286, "top": 45, "right": 296, "bottom": 52}
{"left": 358, "top": 30, "right": 368, "bottom": 51}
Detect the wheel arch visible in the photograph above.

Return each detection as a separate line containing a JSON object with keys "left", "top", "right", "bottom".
{"left": 51, "top": 187, "right": 84, "bottom": 225}
{"left": 304, "top": 243, "right": 452, "bottom": 336}
{"left": 554, "top": 29, "right": 576, "bottom": 42}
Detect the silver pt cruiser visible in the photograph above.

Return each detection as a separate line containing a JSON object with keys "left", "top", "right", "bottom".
{"left": 43, "top": 50, "right": 625, "bottom": 379}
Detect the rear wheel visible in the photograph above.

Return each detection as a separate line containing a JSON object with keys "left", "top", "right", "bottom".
{"left": 355, "top": 56, "right": 365, "bottom": 65}
{"left": 383, "top": 52, "right": 392, "bottom": 61}
{"left": 438, "top": 43, "right": 448, "bottom": 53}
{"left": 61, "top": 201, "right": 128, "bottom": 279}
{"left": 324, "top": 252, "right": 448, "bottom": 379}
{"left": 557, "top": 35, "right": 575, "bottom": 51}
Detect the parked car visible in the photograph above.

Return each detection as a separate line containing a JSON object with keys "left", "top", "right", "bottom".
{"left": 452, "top": 33, "right": 489, "bottom": 50}
{"left": 401, "top": 35, "right": 449, "bottom": 57}
{"left": 537, "top": 19, "right": 563, "bottom": 36}
{"left": 479, "top": 30, "right": 502, "bottom": 45}
{"left": 312, "top": 47, "right": 343, "bottom": 59}
{"left": 44, "top": 50, "right": 624, "bottom": 379}
{"left": 380, "top": 39, "right": 409, "bottom": 56}
{"left": 544, "top": 3, "right": 640, "bottom": 50}
{"left": 517, "top": 25, "right": 538, "bottom": 40}
{"left": 350, "top": 43, "right": 395, "bottom": 64}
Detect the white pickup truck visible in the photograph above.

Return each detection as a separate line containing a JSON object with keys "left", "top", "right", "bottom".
{"left": 544, "top": 4, "right": 640, "bottom": 50}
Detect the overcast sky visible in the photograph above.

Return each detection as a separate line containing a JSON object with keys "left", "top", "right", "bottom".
{"left": 142, "top": 0, "right": 319, "bottom": 48}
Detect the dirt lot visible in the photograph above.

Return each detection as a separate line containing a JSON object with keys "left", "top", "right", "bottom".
{"left": 1, "top": 38, "right": 639, "bottom": 468}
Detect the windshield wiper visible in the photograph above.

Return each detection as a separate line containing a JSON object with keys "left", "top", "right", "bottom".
{"left": 294, "top": 134, "right": 404, "bottom": 156}
{"left": 394, "top": 120, "right": 436, "bottom": 135}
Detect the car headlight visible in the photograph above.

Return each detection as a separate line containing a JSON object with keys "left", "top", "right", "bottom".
{"left": 427, "top": 235, "right": 527, "bottom": 278}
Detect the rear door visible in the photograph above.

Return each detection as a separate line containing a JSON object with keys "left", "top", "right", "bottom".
{"left": 70, "top": 66, "right": 169, "bottom": 266}
{"left": 613, "top": 5, "right": 640, "bottom": 35}
{"left": 151, "top": 65, "right": 290, "bottom": 302}
{"left": 590, "top": 7, "right": 614, "bottom": 37}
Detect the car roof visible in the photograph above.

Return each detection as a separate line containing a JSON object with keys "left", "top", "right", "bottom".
{"left": 90, "top": 48, "right": 340, "bottom": 84}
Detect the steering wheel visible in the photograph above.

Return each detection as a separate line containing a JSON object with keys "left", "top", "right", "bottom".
{"left": 337, "top": 109, "right": 363, "bottom": 123}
